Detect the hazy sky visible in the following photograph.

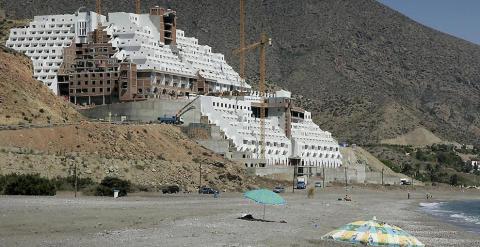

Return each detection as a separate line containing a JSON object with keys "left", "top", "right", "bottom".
{"left": 379, "top": 0, "right": 480, "bottom": 44}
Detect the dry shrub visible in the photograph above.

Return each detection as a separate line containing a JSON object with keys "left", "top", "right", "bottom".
{"left": 307, "top": 187, "right": 315, "bottom": 199}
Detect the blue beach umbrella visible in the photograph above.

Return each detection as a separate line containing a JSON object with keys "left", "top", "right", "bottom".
{"left": 244, "top": 189, "right": 286, "bottom": 219}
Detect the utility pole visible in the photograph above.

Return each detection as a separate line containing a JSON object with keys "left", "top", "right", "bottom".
{"left": 322, "top": 164, "right": 325, "bottom": 189}
{"left": 199, "top": 163, "right": 202, "bottom": 192}
{"left": 344, "top": 166, "right": 348, "bottom": 192}
{"left": 74, "top": 161, "right": 78, "bottom": 198}
{"left": 292, "top": 164, "right": 297, "bottom": 193}
{"left": 381, "top": 168, "right": 384, "bottom": 186}
{"left": 75, "top": 125, "right": 79, "bottom": 198}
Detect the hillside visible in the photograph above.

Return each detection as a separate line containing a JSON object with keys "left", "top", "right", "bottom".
{"left": 381, "top": 127, "right": 444, "bottom": 147}
{"left": 365, "top": 144, "right": 480, "bottom": 186}
{"left": 3, "top": 0, "right": 479, "bottom": 145}
{"left": 0, "top": 46, "right": 82, "bottom": 125}
{"left": 0, "top": 122, "right": 278, "bottom": 191}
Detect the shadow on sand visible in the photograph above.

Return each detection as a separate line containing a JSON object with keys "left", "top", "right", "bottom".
{"left": 237, "top": 214, "right": 287, "bottom": 223}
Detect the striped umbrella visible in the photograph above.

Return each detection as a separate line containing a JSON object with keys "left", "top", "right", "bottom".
{"left": 321, "top": 217, "right": 424, "bottom": 247}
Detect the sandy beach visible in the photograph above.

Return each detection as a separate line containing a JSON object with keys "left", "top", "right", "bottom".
{"left": 0, "top": 186, "right": 479, "bottom": 247}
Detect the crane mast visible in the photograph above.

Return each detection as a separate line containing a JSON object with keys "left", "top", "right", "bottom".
{"left": 259, "top": 33, "right": 267, "bottom": 160}
{"left": 95, "top": 0, "right": 102, "bottom": 43}
{"left": 233, "top": 33, "right": 271, "bottom": 160}
{"left": 135, "top": 0, "right": 141, "bottom": 14}
{"left": 239, "top": 0, "right": 246, "bottom": 91}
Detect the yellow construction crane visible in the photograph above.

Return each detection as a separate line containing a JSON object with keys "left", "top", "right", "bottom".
{"left": 95, "top": 0, "right": 102, "bottom": 43}
{"left": 239, "top": 0, "right": 246, "bottom": 91}
{"left": 234, "top": 33, "right": 272, "bottom": 160}
{"left": 135, "top": 0, "right": 141, "bottom": 14}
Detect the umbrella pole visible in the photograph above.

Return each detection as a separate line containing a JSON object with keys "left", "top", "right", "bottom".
{"left": 263, "top": 204, "right": 266, "bottom": 220}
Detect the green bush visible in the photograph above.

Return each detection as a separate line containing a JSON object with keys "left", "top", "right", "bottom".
{"left": 95, "top": 177, "right": 131, "bottom": 197}
{"left": 53, "top": 176, "right": 95, "bottom": 191}
{"left": 2, "top": 174, "right": 56, "bottom": 196}
{"left": 449, "top": 174, "right": 459, "bottom": 186}
{"left": 380, "top": 159, "right": 401, "bottom": 173}
{"left": 0, "top": 174, "right": 6, "bottom": 193}
{"left": 436, "top": 151, "right": 462, "bottom": 165}
{"left": 415, "top": 150, "right": 435, "bottom": 162}
{"left": 401, "top": 163, "right": 414, "bottom": 176}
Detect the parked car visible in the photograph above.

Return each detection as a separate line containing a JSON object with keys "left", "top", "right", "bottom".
{"left": 199, "top": 187, "right": 219, "bottom": 194}
{"left": 400, "top": 178, "right": 412, "bottom": 185}
{"left": 162, "top": 185, "right": 180, "bottom": 194}
{"left": 273, "top": 186, "right": 285, "bottom": 193}
{"left": 314, "top": 182, "right": 322, "bottom": 188}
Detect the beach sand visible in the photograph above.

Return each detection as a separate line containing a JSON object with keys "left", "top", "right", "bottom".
{"left": 0, "top": 186, "right": 479, "bottom": 246}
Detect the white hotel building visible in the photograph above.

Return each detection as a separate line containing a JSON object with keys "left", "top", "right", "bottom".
{"left": 5, "top": 8, "right": 342, "bottom": 168}
{"left": 5, "top": 12, "right": 105, "bottom": 94}
{"left": 6, "top": 9, "right": 247, "bottom": 96}
{"left": 199, "top": 91, "right": 343, "bottom": 168}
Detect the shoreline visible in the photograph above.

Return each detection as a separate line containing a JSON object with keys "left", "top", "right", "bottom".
{"left": 417, "top": 199, "right": 480, "bottom": 235}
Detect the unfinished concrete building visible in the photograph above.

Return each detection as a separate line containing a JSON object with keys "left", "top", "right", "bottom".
{"left": 6, "top": 6, "right": 248, "bottom": 104}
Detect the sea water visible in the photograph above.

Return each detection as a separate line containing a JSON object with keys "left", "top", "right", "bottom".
{"left": 420, "top": 200, "right": 480, "bottom": 233}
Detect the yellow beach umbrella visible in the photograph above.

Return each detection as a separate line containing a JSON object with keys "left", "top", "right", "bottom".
{"left": 322, "top": 217, "right": 424, "bottom": 247}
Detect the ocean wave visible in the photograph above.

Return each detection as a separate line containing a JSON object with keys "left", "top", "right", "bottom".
{"left": 419, "top": 202, "right": 456, "bottom": 216}
{"left": 419, "top": 202, "right": 443, "bottom": 208}
{"left": 421, "top": 200, "right": 480, "bottom": 233}
{"left": 450, "top": 213, "right": 480, "bottom": 224}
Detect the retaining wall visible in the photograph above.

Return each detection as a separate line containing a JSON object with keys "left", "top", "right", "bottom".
{"left": 79, "top": 98, "right": 202, "bottom": 125}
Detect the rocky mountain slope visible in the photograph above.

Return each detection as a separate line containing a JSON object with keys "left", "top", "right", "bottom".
{"left": 2, "top": 0, "right": 480, "bottom": 146}
{"left": 0, "top": 46, "right": 83, "bottom": 125}
{"left": 0, "top": 122, "right": 279, "bottom": 191}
